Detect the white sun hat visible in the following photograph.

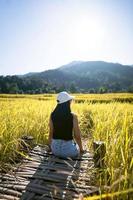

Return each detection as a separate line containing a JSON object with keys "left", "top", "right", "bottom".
{"left": 57, "top": 91, "right": 75, "bottom": 104}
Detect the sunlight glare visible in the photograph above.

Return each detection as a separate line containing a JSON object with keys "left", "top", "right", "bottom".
{"left": 69, "top": 18, "right": 105, "bottom": 50}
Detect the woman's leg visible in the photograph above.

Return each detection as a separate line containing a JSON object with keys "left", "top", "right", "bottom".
{"left": 51, "top": 139, "right": 79, "bottom": 158}
{"left": 60, "top": 140, "right": 80, "bottom": 158}
{"left": 51, "top": 139, "right": 62, "bottom": 157}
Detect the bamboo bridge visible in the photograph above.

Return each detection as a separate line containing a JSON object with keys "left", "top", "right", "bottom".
{"left": 0, "top": 142, "right": 100, "bottom": 200}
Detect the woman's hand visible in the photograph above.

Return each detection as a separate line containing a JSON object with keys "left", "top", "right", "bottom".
{"left": 80, "top": 149, "right": 86, "bottom": 154}
{"left": 46, "top": 144, "right": 51, "bottom": 152}
{"left": 48, "top": 144, "right": 52, "bottom": 152}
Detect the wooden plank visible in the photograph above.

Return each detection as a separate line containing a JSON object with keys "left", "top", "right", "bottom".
{"left": 21, "top": 191, "right": 35, "bottom": 200}
{"left": 0, "top": 174, "right": 25, "bottom": 180}
{"left": 22, "top": 159, "right": 87, "bottom": 169}
{"left": 20, "top": 179, "right": 43, "bottom": 200}
{"left": 0, "top": 186, "right": 22, "bottom": 197}
{"left": 0, "top": 181, "right": 29, "bottom": 186}
{"left": 25, "top": 186, "right": 79, "bottom": 199}
{"left": 0, "top": 184, "right": 26, "bottom": 191}
{"left": 33, "top": 194, "right": 63, "bottom": 200}
{"left": 20, "top": 164, "right": 74, "bottom": 172}
{"left": 13, "top": 173, "right": 71, "bottom": 182}
{"left": 33, "top": 195, "right": 55, "bottom": 200}
{"left": 22, "top": 161, "right": 83, "bottom": 170}
{"left": 0, "top": 194, "right": 19, "bottom": 200}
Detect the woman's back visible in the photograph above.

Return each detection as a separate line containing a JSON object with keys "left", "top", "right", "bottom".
{"left": 51, "top": 111, "right": 73, "bottom": 140}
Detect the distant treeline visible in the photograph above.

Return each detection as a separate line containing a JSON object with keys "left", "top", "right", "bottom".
{"left": 0, "top": 75, "right": 55, "bottom": 94}
{"left": 0, "top": 75, "right": 133, "bottom": 94}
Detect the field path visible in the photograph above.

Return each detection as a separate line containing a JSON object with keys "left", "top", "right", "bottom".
{"left": 0, "top": 144, "right": 99, "bottom": 200}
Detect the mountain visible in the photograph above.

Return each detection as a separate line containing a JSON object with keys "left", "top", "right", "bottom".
{"left": 23, "top": 61, "right": 133, "bottom": 91}
{"left": 59, "top": 61, "right": 133, "bottom": 78}
{"left": 0, "top": 61, "right": 133, "bottom": 93}
{"left": 18, "top": 72, "right": 39, "bottom": 78}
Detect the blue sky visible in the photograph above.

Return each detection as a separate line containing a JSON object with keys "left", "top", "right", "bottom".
{"left": 0, "top": 0, "right": 133, "bottom": 75}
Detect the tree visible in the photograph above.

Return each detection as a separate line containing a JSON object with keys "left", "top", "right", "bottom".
{"left": 8, "top": 83, "right": 19, "bottom": 94}
{"left": 99, "top": 86, "right": 108, "bottom": 93}
{"left": 69, "top": 83, "right": 77, "bottom": 93}
{"left": 127, "top": 86, "right": 133, "bottom": 93}
{"left": 89, "top": 88, "right": 95, "bottom": 93}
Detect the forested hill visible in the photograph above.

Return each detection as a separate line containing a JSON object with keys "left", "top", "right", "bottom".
{"left": 0, "top": 61, "right": 133, "bottom": 93}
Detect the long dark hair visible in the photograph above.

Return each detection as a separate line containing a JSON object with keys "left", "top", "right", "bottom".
{"left": 52, "top": 100, "right": 71, "bottom": 119}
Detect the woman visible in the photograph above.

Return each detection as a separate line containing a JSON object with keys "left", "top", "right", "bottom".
{"left": 48, "top": 91, "right": 84, "bottom": 158}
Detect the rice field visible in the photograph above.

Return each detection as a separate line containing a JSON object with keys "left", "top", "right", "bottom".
{"left": 0, "top": 93, "right": 133, "bottom": 199}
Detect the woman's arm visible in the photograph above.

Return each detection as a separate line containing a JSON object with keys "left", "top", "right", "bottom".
{"left": 73, "top": 114, "right": 84, "bottom": 153}
{"left": 48, "top": 116, "right": 53, "bottom": 146}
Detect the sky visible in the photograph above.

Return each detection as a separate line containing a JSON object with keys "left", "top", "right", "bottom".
{"left": 0, "top": 0, "right": 133, "bottom": 75}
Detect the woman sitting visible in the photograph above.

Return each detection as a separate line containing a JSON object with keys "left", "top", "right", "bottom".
{"left": 48, "top": 91, "right": 84, "bottom": 158}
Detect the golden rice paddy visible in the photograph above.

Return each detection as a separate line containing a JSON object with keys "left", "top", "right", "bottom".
{"left": 0, "top": 93, "right": 132, "bottom": 199}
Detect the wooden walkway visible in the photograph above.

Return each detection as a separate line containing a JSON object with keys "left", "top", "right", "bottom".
{"left": 0, "top": 145, "right": 99, "bottom": 200}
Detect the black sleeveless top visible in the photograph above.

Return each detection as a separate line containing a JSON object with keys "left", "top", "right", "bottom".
{"left": 51, "top": 112, "right": 73, "bottom": 140}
